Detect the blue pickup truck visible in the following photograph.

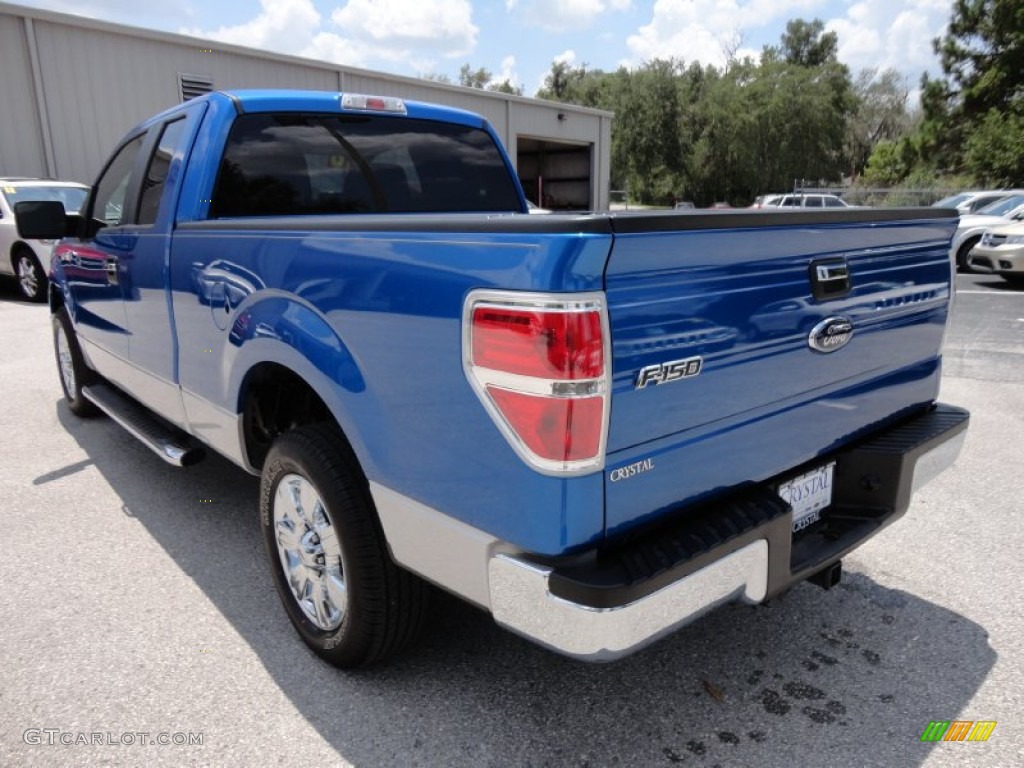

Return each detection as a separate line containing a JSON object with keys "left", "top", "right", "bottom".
{"left": 18, "top": 90, "right": 968, "bottom": 668}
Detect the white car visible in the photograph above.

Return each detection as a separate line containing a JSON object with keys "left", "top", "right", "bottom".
{"left": 931, "top": 190, "right": 1016, "bottom": 215}
{"left": 949, "top": 193, "right": 1024, "bottom": 272}
{"left": 755, "top": 193, "right": 851, "bottom": 209}
{"left": 0, "top": 178, "right": 89, "bottom": 301}
{"left": 968, "top": 220, "right": 1024, "bottom": 284}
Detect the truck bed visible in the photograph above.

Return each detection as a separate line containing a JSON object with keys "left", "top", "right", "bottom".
{"left": 174, "top": 206, "right": 957, "bottom": 554}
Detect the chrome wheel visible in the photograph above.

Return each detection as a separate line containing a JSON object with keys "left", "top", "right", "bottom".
{"left": 17, "top": 254, "right": 41, "bottom": 299}
{"left": 56, "top": 323, "right": 76, "bottom": 396}
{"left": 273, "top": 473, "right": 346, "bottom": 631}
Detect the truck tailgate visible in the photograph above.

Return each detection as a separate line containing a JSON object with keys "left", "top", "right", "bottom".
{"left": 602, "top": 209, "right": 958, "bottom": 537}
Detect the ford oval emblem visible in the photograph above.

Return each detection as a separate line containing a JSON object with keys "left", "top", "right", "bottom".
{"left": 808, "top": 316, "right": 854, "bottom": 353}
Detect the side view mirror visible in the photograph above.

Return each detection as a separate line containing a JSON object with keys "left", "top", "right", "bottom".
{"left": 15, "top": 200, "right": 69, "bottom": 240}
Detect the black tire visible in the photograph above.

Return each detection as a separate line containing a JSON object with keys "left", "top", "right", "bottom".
{"left": 52, "top": 308, "right": 100, "bottom": 417}
{"left": 14, "top": 248, "right": 48, "bottom": 302}
{"left": 955, "top": 236, "right": 979, "bottom": 273}
{"left": 260, "top": 424, "right": 428, "bottom": 668}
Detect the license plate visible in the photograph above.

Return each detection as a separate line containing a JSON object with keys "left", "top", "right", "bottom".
{"left": 778, "top": 462, "right": 835, "bottom": 533}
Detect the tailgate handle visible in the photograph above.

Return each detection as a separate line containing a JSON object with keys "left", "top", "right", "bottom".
{"left": 810, "top": 259, "right": 850, "bottom": 300}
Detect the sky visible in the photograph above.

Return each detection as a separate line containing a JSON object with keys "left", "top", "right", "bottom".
{"left": 14, "top": 0, "right": 955, "bottom": 98}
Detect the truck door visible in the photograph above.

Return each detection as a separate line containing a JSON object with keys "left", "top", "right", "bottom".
{"left": 116, "top": 107, "right": 204, "bottom": 426}
{"left": 65, "top": 133, "right": 147, "bottom": 362}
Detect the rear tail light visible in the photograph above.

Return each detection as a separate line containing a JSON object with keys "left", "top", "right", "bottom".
{"left": 464, "top": 290, "right": 610, "bottom": 475}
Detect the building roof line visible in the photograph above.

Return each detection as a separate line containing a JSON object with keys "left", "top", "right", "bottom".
{"left": 0, "top": 1, "right": 614, "bottom": 119}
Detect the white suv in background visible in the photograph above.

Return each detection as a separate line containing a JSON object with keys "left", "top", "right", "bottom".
{"left": 1, "top": 178, "right": 88, "bottom": 301}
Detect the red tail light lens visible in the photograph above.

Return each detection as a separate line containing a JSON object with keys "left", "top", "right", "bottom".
{"left": 464, "top": 291, "right": 610, "bottom": 475}
{"left": 471, "top": 307, "right": 603, "bottom": 379}
{"left": 487, "top": 389, "right": 604, "bottom": 462}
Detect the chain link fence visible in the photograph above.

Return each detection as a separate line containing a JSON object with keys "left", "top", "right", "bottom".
{"left": 793, "top": 183, "right": 960, "bottom": 207}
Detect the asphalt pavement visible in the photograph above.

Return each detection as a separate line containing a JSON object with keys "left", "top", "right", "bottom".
{"left": 0, "top": 272, "right": 1021, "bottom": 767}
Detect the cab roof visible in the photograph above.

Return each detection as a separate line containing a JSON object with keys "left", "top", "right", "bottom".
{"left": 139, "top": 89, "right": 490, "bottom": 132}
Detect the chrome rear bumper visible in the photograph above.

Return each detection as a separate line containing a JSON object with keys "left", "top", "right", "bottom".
{"left": 489, "top": 541, "right": 768, "bottom": 661}
{"left": 485, "top": 404, "right": 968, "bottom": 661}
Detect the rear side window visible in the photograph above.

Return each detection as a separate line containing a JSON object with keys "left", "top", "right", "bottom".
{"left": 823, "top": 196, "right": 845, "bottom": 208}
{"left": 211, "top": 113, "right": 522, "bottom": 217}
{"left": 137, "top": 118, "right": 187, "bottom": 225}
{"left": 805, "top": 196, "right": 823, "bottom": 208}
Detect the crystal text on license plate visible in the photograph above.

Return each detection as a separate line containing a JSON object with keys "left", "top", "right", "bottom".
{"left": 778, "top": 462, "right": 836, "bottom": 533}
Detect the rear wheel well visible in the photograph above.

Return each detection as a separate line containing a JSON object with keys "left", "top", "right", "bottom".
{"left": 241, "top": 363, "right": 335, "bottom": 470}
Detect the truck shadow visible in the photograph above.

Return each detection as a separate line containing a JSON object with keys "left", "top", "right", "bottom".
{"left": 54, "top": 403, "right": 996, "bottom": 767}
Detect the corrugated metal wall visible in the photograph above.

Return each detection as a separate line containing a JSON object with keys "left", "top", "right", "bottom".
{"left": 0, "top": 2, "right": 611, "bottom": 208}
{"left": 0, "top": 15, "right": 46, "bottom": 176}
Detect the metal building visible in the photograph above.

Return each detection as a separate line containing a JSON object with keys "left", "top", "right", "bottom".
{"left": 0, "top": 1, "right": 612, "bottom": 210}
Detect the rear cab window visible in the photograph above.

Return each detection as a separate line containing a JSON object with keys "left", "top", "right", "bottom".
{"left": 211, "top": 113, "right": 522, "bottom": 217}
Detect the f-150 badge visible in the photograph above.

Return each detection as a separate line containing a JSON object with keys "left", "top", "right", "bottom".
{"left": 635, "top": 356, "right": 703, "bottom": 388}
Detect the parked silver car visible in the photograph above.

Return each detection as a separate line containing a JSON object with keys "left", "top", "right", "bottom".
{"left": 932, "top": 190, "right": 1017, "bottom": 215}
{"left": 949, "top": 193, "right": 1024, "bottom": 272}
{"left": 1, "top": 178, "right": 88, "bottom": 301}
{"left": 968, "top": 220, "right": 1024, "bottom": 284}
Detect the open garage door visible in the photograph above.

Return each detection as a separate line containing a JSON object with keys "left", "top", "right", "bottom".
{"left": 517, "top": 138, "right": 592, "bottom": 212}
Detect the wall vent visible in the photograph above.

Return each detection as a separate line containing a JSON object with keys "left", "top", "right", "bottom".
{"left": 178, "top": 73, "right": 213, "bottom": 102}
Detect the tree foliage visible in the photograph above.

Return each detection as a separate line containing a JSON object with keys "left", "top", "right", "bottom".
{"left": 421, "top": 64, "right": 523, "bottom": 96}
{"left": 535, "top": 19, "right": 871, "bottom": 205}
{"left": 914, "top": 0, "right": 1024, "bottom": 180}
{"left": 845, "top": 69, "right": 913, "bottom": 178}
{"left": 769, "top": 18, "right": 840, "bottom": 67}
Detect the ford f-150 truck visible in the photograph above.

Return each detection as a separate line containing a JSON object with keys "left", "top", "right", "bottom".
{"left": 18, "top": 90, "right": 969, "bottom": 668}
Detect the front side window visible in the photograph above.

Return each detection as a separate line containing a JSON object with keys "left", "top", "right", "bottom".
{"left": 92, "top": 134, "right": 145, "bottom": 226}
{"left": 212, "top": 113, "right": 521, "bottom": 217}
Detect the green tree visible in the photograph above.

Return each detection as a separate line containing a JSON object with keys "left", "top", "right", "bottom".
{"left": 489, "top": 79, "right": 523, "bottom": 96}
{"left": 963, "top": 106, "right": 1024, "bottom": 184}
{"left": 846, "top": 69, "right": 912, "bottom": 177}
{"left": 613, "top": 59, "right": 690, "bottom": 203}
{"left": 863, "top": 139, "right": 914, "bottom": 185}
{"left": 422, "top": 65, "right": 523, "bottom": 96}
{"left": 532, "top": 19, "right": 858, "bottom": 206}
{"left": 459, "top": 64, "right": 491, "bottom": 89}
{"left": 771, "top": 18, "right": 840, "bottom": 67}
{"left": 918, "top": 0, "right": 1024, "bottom": 174}
{"left": 936, "top": 0, "right": 1024, "bottom": 117}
